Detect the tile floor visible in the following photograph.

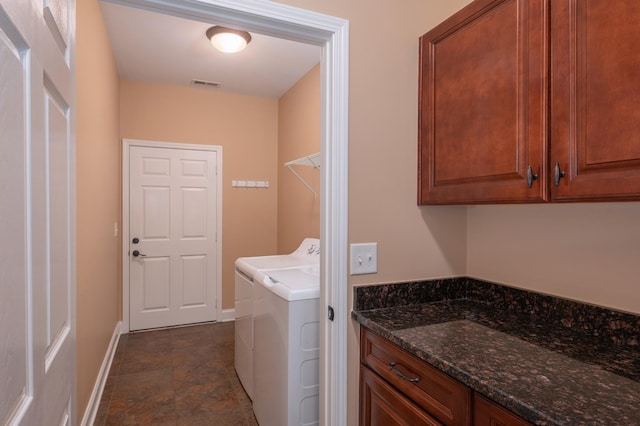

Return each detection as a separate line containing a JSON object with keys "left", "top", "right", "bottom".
{"left": 95, "top": 321, "right": 258, "bottom": 426}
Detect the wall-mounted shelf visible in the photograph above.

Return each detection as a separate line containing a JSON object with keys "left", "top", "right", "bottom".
{"left": 284, "top": 152, "right": 320, "bottom": 197}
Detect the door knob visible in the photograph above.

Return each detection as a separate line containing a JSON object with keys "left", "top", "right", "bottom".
{"left": 132, "top": 250, "right": 146, "bottom": 257}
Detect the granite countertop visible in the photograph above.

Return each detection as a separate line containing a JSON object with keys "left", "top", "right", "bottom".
{"left": 352, "top": 279, "right": 640, "bottom": 426}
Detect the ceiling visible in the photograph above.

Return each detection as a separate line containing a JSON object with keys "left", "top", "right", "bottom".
{"left": 99, "top": 2, "right": 322, "bottom": 99}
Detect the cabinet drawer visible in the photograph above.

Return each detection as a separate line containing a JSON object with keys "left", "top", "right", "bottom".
{"left": 360, "top": 328, "right": 471, "bottom": 426}
{"left": 360, "top": 366, "right": 442, "bottom": 426}
{"left": 474, "top": 394, "right": 532, "bottom": 426}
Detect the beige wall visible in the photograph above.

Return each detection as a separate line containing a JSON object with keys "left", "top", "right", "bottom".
{"left": 278, "top": 64, "right": 321, "bottom": 253}
{"left": 119, "top": 80, "right": 279, "bottom": 310}
{"left": 467, "top": 203, "right": 640, "bottom": 314}
{"left": 275, "top": 0, "right": 471, "bottom": 286}
{"left": 76, "top": 0, "right": 121, "bottom": 418}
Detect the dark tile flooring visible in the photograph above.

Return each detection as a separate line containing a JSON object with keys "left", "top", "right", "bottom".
{"left": 95, "top": 322, "right": 258, "bottom": 426}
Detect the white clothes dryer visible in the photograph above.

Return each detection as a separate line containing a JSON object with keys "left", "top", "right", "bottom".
{"left": 252, "top": 267, "right": 320, "bottom": 426}
{"left": 234, "top": 238, "right": 319, "bottom": 400}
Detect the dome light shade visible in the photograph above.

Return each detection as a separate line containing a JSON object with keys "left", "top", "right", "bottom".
{"left": 206, "top": 26, "right": 252, "bottom": 53}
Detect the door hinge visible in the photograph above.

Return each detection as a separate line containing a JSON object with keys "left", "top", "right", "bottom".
{"left": 327, "top": 305, "right": 335, "bottom": 321}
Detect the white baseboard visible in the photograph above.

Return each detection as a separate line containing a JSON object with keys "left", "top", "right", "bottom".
{"left": 80, "top": 321, "right": 123, "bottom": 426}
{"left": 220, "top": 308, "right": 235, "bottom": 322}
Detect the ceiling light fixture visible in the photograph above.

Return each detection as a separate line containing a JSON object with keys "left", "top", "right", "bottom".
{"left": 206, "top": 26, "right": 252, "bottom": 53}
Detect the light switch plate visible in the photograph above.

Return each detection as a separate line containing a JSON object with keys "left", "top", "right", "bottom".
{"left": 350, "top": 243, "right": 378, "bottom": 275}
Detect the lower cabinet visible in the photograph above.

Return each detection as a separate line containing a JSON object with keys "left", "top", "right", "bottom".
{"left": 474, "top": 394, "right": 531, "bottom": 426}
{"left": 360, "top": 366, "right": 441, "bottom": 426}
{"left": 360, "top": 327, "right": 532, "bottom": 426}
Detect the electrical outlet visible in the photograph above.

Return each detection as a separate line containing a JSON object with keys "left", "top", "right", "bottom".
{"left": 350, "top": 242, "right": 378, "bottom": 275}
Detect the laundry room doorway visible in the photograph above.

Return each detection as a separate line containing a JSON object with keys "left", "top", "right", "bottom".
{"left": 122, "top": 139, "right": 223, "bottom": 331}
{"left": 108, "top": 0, "right": 349, "bottom": 423}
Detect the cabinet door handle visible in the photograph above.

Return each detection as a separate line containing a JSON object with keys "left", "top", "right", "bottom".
{"left": 526, "top": 165, "right": 538, "bottom": 188}
{"left": 388, "top": 362, "right": 420, "bottom": 383}
{"left": 553, "top": 162, "right": 566, "bottom": 186}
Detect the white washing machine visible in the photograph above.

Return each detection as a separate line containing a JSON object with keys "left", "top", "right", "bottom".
{"left": 234, "top": 238, "right": 320, "bottom": 400}
{"left": 252, "top": 267, "right": 320, "bottom": 426}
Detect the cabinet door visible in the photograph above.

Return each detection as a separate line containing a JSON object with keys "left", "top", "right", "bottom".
{"left": 474, "top": 394, "right": 532, "bottom": 426}
{"left": 419, "top": 0, "right": 548, "bottom": 204}
{"left": 360, "top": 366, "right": 442, "bottom": 426}
{"left": 550, "top": 0, "right": 640, "bottom": 201}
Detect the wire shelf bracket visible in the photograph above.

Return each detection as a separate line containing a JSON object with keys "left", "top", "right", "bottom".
{"left": 284, "top": 152, "right": 320, "bottom": 197}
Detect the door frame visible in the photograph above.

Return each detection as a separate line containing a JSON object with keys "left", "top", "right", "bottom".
{"left": 107, "top": 0, "right": 349, "bottom": 423}
{"left": 122, "top": 139, "right": 224, "bottom": 329}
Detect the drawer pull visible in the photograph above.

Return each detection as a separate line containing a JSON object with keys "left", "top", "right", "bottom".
{"left": 389, "top": 362, "right": 420, "bottom": 383}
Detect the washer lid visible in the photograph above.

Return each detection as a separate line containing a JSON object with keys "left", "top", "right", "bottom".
{"left": 235, "top": 238, "right": 320, "bottom": 277}
{"left": 254, "top": 267, "right": 319, "bottom": 301}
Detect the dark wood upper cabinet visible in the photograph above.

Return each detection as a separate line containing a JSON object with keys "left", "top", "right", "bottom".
{"left": 419, "top": 0, "right": 640, "bottom": 204}
{"left": 419, "top": 0, "right": 547, "bottom": 204}
{"left": 550, "top": 0, "right": 640, "bottom": 201}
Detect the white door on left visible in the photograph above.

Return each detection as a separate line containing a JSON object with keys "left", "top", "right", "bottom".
{"left": 0, "top": 0, "right": 76, "bottom": 424}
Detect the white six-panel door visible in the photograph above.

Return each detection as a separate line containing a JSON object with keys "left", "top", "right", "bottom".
{"left": 0, "top": 0, "right": 76, "bottom": 424}
{"left": 128, "top": 144, "right": 219, "bottom": 331}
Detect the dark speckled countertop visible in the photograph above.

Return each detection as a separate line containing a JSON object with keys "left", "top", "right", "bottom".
{"left": 351, "top": 278, "right": 640, "bottom": 426}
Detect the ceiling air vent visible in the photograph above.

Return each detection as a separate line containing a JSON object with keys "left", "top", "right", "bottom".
{"left": 191, "top": 79, "right": 222, "bottom": 88}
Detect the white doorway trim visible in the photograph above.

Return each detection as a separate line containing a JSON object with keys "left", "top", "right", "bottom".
{"left": 122, "top": 139, "right": 224, "bottom": 330}
{"left": 108, "top": 1, "right": 349, "bottom": 424}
